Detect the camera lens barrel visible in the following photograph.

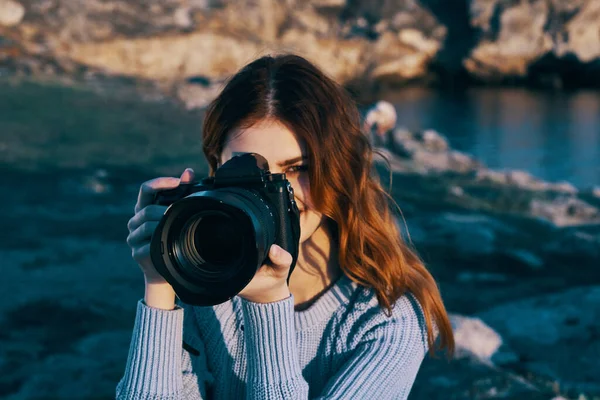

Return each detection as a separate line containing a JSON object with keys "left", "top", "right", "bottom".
{"left": 150, "top": 188, "right": 278, "bottom": 306}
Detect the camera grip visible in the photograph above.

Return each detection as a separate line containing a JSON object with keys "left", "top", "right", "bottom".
{"left": 271, "top": 184, "right": 301, "bottom": 281}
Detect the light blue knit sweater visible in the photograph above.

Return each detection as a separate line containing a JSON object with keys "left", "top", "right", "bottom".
{"left": 116, "top": 274, "right": 429, "bottom": 399}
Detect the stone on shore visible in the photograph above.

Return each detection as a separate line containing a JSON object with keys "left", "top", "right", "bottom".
{"left": 0, "top": 0, "right": 24, "bottom": 27}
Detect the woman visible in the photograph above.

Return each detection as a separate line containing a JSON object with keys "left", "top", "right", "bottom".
{"left": 117, "top": 53, "right": 454, "bottom": 399}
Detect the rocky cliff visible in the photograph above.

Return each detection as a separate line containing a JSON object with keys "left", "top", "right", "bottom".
{"left": 1, "top": 0, "right": 599, "bottom": 94}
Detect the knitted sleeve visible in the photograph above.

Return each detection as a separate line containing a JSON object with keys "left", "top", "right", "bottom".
{"left": 115, "top": 299, "right": 213, "bottom": 400}
{"left": 315, "top": 295, "right": 429, "bottom": 400}
{"left": 240, "top": 294, "right": 310, "bottom": 399}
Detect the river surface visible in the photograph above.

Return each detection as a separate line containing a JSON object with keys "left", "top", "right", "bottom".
{"left": 388, "top": 87, "right": 600, "bottom": 188}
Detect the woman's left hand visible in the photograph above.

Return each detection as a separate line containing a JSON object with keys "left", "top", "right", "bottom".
{"left": 237, "top": 244, "right": 293, "bottom": 303}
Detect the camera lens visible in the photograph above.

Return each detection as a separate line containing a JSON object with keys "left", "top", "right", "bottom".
{"left": 180, "top": 212, "right": 244, "bottom": 269}
{"left": 151, "top": 188, "right": 278, "bottom": 305}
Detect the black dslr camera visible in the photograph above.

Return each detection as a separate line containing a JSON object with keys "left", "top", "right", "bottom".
{"left": 150, "top": 153, "right": 301, "bottom": 306}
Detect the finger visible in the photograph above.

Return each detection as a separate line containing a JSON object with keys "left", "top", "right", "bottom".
{"left": 127, "top": 221, "right": 160, "bottom": 248}
{"left": 268, "top": 244, "right": 293, "bottom": 269}
{"left": 132, "top": 242, "right": 150, "bottom": 263}
{"left": 135, "top": 177, "right": 181, "bottom": 213}
{"left": 127, "top": 205, "right": 168, "bottom": 232}
{"left": 180, "top": 168, "right": 195, "bottom": 184}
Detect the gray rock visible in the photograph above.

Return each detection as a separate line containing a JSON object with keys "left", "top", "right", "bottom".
{"left": 416, "top": 129, "right": 449, "bottom": 152}
{"left": 456, "top": 272, "right": 509, "bottom": 283}
{"left": 501, "top": 249, "right": 544, "bottom": 270}
{"left": 4, "top": 331, "right": 132, "bottom": 399}
{"left": 449, "top": 185, "right": 465, "bottom": 197}
{"left": 390, "top": 128, "right": 419, "bottom": 158}
{"left": 543, "top": 228, "right": 600, "bottom": 259}
{"left": 173, "top": 6, "right": 193, "bottom": 29}
{"left": 530, "top": 197, "right": 600, "bottom": 227}
{"left": 176, "top": 81, "right": 225, "bottom": 110}
{"left": 477, "top": 286, "right": 600, "bottom": 397}
{"left": 412, "top": 353, "right": 550, "bottom": 399}
{"left": 412, "top": 150, "right": 452, "bottom": 172}
{"left": 505, "top": 170, "right": 534, "bottom": 187}
{"left": 388, "top": 128, "right": 478, "bottom": 173}
{"left": 448, "top": 150, "right": 479, "bottom": 173}
{"left": 450, "top": 313, "right": 506, "bottom": 363}
{"left": 383, "top": 129, "right": 600, "bottom": 229}
{"left": 476, "top": 169, "right": 508, "bottom": 185}
{"left": 466, "top": 0, "right": 600, "bottom": 84}
{"left": 310, "top": 0, "right": 346, "bottom": 7}
{"left": 413, "top": 212, "right": 502, "bottom": 256}
{"left": 0, "top": 0, "right": 24, "bottom": 26}
{"left": 364, "top": 101, "right": 398, "bottom": 140}
{"left": 550, "top": 181, "right": 578, "bottom": 195}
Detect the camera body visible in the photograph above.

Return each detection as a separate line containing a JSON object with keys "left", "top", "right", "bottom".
{"left": 150, "top": 153, "right": 301, "bottom": 306}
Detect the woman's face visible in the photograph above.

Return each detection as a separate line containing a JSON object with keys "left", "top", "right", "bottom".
{"left": 220, "top": 118, "right": 324, "bottom": 244}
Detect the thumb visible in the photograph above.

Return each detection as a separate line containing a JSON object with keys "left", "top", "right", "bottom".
{"left": 269, "top": 244, "right": 293, "bottom": 268}
{"left": 179, "top": 168, "right": 195, "bottom": 184}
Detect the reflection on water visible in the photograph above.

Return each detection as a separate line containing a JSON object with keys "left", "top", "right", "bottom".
{"left": 388, "top": 88, "right": 600, "bottom": 188}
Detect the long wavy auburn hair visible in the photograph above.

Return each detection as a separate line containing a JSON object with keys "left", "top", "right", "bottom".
{"left": 202, "top": 53, "right": 454, "bottom": 356}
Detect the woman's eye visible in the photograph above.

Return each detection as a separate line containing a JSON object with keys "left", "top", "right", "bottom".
{"left": 286, "top": 165, "right": 309, "bottom": 174}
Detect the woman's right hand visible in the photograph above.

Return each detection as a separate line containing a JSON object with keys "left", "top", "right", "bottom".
{"left": 126, "top": 168, "right": 195, "bottom": 307}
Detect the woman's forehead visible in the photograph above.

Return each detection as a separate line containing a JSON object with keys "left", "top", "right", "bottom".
{"left": 223, "top": 120, "right": 307, "bottom": 161}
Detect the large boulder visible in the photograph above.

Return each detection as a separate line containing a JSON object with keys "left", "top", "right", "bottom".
{"left": 465, "top": 0, "right": 600, "bottom": 85}
{"left": 477, "top": 286, "right": 600, "bottom": 397}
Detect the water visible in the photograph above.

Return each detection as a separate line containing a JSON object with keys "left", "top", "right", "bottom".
{"left": 387, "top": 87, "right": 600, "bottom": 188}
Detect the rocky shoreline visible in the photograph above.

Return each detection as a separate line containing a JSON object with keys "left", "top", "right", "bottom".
{"left": 1, "top": 74, "right": 599, "bottom": 399}
{"left": 1, "top": 0, "right": 600, "bottom": 103}
{"left": 370, "top": 122, "right": 600, "bottom": 399}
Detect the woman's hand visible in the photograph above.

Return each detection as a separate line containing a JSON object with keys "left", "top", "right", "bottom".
{"left": 237, "top": 244, "right": 293, "bottom": 303}
{"left": 127, "top": 167, "right": 291, "bottom": 305}
{"left": 126, "top": 168, "right": 195, "bottom": 309}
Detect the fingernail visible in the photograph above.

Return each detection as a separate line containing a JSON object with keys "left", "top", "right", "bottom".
{"left": 180, "top": 169, "right": 191, "bottom": 181}
{"left": 271, "top": 244, "right": 281, "bottom": 258}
